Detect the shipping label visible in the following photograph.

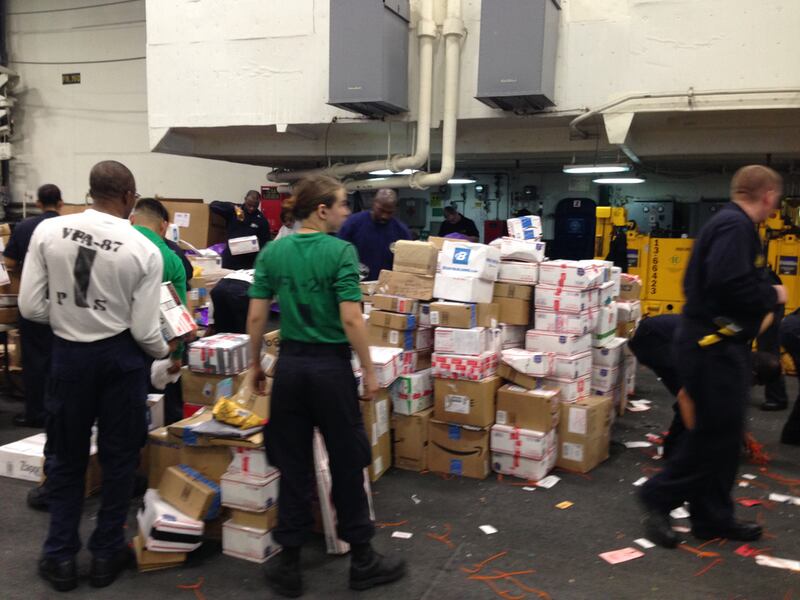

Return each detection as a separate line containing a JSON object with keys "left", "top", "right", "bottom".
{"left": 445, "top": 394, "right": 471, "bottom": 414}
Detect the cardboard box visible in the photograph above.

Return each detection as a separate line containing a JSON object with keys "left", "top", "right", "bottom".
{"left": 495, "top": 384, "right": 560, "bottom": 432}
{"left": 360, "top": 280, "right": 379, "bottom": 296}
{"left": 361, "top": 393, "right": 392, "bottom": 479}
{"left": 262, "top": 329, "right": 281, "bottom": 355}
{"left": 0, "top": 306, "right": 19, "bottom": 324}
{"left": 552, "top": 351, "right": 593, "bottom": 379}
{"left": 557, "top": 395, "right": 613, "bottom": 473}
{"left": 538, "top": 260, "right": 603, "bottom": 289}
{"left": 433, "top": 376, "right": 502, "bottom": 427}
{"left": 494, "top": 296, "right": 531, "bottom": 326}
{"left": 179, "top": 445, "right": 233, "bottom": 483}
{"left": 137, "top": 489, "right": 204, "bottom": 553}
{"left": 498, "top": 324, "right": 526, "bottom": 349}
{"left": 489, "top": 237, "right": 546, "bottom": 263}
{"left": 376, "top": 270, "right": 435, "bottom": 301}
{"left": 147, "top": 427, "right": 182, "bottom": 488}
{"left": 534, "top": 285, "right": 592, "bottom": 314}
{"left": 507, "top": 215, "right": 543, "bottom": 241}
{"left": 500, "top": 348, "right": 553, "bottom": 378}
{"left": 147, "top": 394, "right": 164, "bottom": 432}
{"left": 428, "top": 421, "right": 490, "bottom": 479}
{"left": 534, "top": 310, "right": 591, "bottom": 335}
{"left": 393, "top": 240, "right": 439, "bottom": 276}
{"left": 230, "top": 505, "right": 279, "bottom": 532}
{"left": 617, "top": 300, "right": 642, "bottom": 322}
{"left": 593, "top": 337, "right": 628, "bottom": 368}
{"left": 180, "top": 367, "right": 243, "bottom": 406}
{"left": 429, "top": 301, "right": 499, "bottom": 329}
{"left": 368, "top": 310, "right": 417, "bottom": 331}
{"left": 433, "top": 274, "right": 494, "bottom": 304}
{"left": 220, "top": 469, "right": 280, "bottom": 512}
{"left": 497, "top": 363, "right": 543, "bottom": 390}
{"left": 593, "top": 302, "right": 619, "bottom": 348}
{"left": 160, "top": 198, "right": 227, "bottom": 249}
{"left": 160, "top": 282, "right": 198, "bottom": 340}
{"left": 434, "top": 327, "right": 491, "bottom": 356}
{"left": 398, "top": 350, "right": 418, "bottom": 375}
{"left": 432, "top": 351, "right": 499, "bottom": 381}
{"left": 183, "top": 403, "right": 204, "bottom": 419}
{"left": 159, "top": 465, "right": 221, "bottom": 521}
{"left": 619, "top": 275, "right": 642, "bottom": 300}
{"left": 439, "top": 240, "right": 500, "bottom": 281}
{"left": 490, "top": 425, "right": 556, "bottom": 460}
{"left": 592, "top": 365, "right": 622, "bottom": 393}
{"left": 542, "top": 374, "right": 591, "bottom": 403}
{"left": 188, "top": 333, "right": 250, "bottom": 375}
{"left": 493, "top": 282, "right": 533, "bottom": 301}
{"left": 368, "top": 324, "right": 428, "bottom": 351}
{"left": 625, "top": 355, "right": 637, "bottom": 398}
{"left": 391, "top": 408, "right": 432, "bottom": 471}
{"left": 222, "top": 520, "right": 280, "bottom": 563}
{"left": 133, "top": 535, "right": 186, "bottom": 573}
{"left": 390, "top": 369, "right": 433, "bottom": 415}
{"left": 416, "top": 348, "right": 432, "bottom": 371}
{"left": 594, "top": 384, "right": 627, "bottom": 415}
{"left": 491, "top": 448, "right": 556, "bottom": 481}
{"left": 497, "top": 261, "right": 539, "bottom": 285}
{"left": 228, "top": 447, "right": 273, "bottom": 479}
{"left": 371, "top": 294, "right": 419, "bottom": 315}
{"left": 616, "top": 320, "right": 638, "bottom": 339}
{"left": 418, "top": 302, "right": 432, "bottom": 326}
{"left": 370, "top": 346, "right": 403, "bottom": 388}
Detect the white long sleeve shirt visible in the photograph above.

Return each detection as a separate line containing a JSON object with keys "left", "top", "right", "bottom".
{"left": 19, "top": 209, "right": 169, "bottom": 358}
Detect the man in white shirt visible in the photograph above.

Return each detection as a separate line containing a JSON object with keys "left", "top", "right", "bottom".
{"left": 19, "top": 160, "right": 170, "bottom": 592}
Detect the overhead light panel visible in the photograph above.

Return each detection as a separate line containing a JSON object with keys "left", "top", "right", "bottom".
{"left": 448, "top": 177, "right": 477, "bottom": 184}
{"left": 593, "top": 176, "right": 646, "bottom": 185}
{"left": 563, "top": 163, "right": 631, "bottom": 175}
{"left": 368, "top": 168, "right": 419, "bottom": 176}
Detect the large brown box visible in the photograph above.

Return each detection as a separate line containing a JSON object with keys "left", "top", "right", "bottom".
{"left": 179, "top": 445, "right": 232, "bottom": 483}
{"left": 428, "top": 420, "right": 490, "bottom": 479}
{"left": 392, "top": 241, "right": 439, "bottom": 276}
{"left": 391, "top": 408, "right": 432, "bottom": 471}
{"left": 429, "top": 302, "right": 499, "bottom": 328}
{"left": 556, "top": 395, "right": 613, "bottom": 473}
{"left": 433, "top": 376, "right": 502, "bottom": 428}
{"left": 494, "top": 296, "right": 531, "bottom": 326}
{"left": 495, "top": 384, "right": 560, "bottom": 432}
{"left": 376, "top": 270, "right": 434, "bottom": 301}
{"left": 159, "top": 198, "right": 227, "bottom": 249}
{"left": 147, "top": 427, "right": 182, "bottom": 488}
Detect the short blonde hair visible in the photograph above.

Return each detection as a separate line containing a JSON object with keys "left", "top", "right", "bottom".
{"left": 731, "top": 165, "right": 783, "bottom": 202}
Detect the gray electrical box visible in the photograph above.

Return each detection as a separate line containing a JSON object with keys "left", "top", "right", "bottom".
{"left": 476, "top": 0, "right": 561, "bottom": 112}
{"left": 626, "top": 201, "right": 675, "bottom": 235}
{"left": 328, "top": 0, "right": 410, "bottom": 117}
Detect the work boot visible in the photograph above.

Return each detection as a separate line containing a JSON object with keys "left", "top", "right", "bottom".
{"left": 693, "top": 520, "right": 762, "bottom": 542}
{"left": 760, "top": 399, "right": 788, "bottom": 411}
{"left": 38, "top": 556, "right": 78, "bottom": 592}
{"left": 90, "top": 546, "right": 133, "bottom": 588}
{"left": 265, "top": 546, "right": 303, "bottom": 598}
{"left": 349, "top": 543, "right": 406, "bottom": 591}
{"left": 27, "top": 484, "right": 51, "bottom": 511}
{"left": 641, "top": 508, "right": 679, "bottom": 548}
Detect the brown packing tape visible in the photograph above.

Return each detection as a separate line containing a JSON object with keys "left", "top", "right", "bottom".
{"left": 392, "top": 240, "right": 439, "bottom": 277}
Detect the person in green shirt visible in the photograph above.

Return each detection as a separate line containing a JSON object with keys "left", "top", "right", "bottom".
{"left": 247, "top": 175, "right": 405, "bottom": 598}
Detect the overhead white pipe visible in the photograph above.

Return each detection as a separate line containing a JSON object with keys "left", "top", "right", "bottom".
{"left": 267, "top": 0, "right": 437, "bottom": 183}
{"left": 346, "top": 0, "right": 465, "bottom": 191}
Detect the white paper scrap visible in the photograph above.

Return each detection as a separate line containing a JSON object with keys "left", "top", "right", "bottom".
{"left": 624, "top": 441, "right": 652, "bottom": 449}
{"left": 672, "top": 526, "right": 691, "bottom": 533}
{"left": 770, "top": 493, "right": 791, "bottom": 503}
{"left": 411, "top": 494, "right": 422, "bottom": 505}
{"left": 479, "top": 525, "right": 498, "bottom": 535}
{"left": 670, "top": 507, "right": 690, "bottom": 519}
{"left": 633, "top": 477, "right": 648, "bottom": 487}
{"left": 742, "top": 474, "right": 757, "bottom": 480}
{"left": 755, "top": 555, "right": 800, "bottom": 572}
{"left": 738, "top": 482, "right": 749, "bottom": 488}
{"left": 634, "top": 538, "right": 656, "bottom": 549}
{"left": 522, "top": 486, "right": 537, "bottom": 492}
{"left": 536, "top": 475, "right": 561, "bottom": 489}
{"left": 392, "top": 531, "right": 413, "bottom": 540}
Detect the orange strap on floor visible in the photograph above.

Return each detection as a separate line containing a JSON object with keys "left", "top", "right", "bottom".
{"left": 376, "top": 520, "right": 409, "bottom": 528}
{"left": 461, "top": 551, "right": 509, "bottom": 574}
{"left": 678, "top": 544, "right": 721, "bottom": 559}
{"left": 694, "top": 558, "right": 723, "bottom": 577}
{"left": 177, "top": 576, "right": 207, "bottom": 600}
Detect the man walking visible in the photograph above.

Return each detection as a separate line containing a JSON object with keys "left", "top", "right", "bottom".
{"left": 20, "top": 161, "right": 170, "bottom": 592}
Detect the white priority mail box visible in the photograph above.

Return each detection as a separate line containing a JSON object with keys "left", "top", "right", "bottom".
{"left": 500, "top": 348, "right": 553, "bottom": 378}
{"left": 598, "top": 281, "right": 615, "bottom": 307}
{"left": 188, "top": 334, "right": 250, "bottom": 375}
{"left": 433, "top": 274, "right": 495, "bottom": 304}
{"left": 221, "top": 469, "right": 280, "bottom": 512}
{"left": 491, "top": 449, "right": 556, "bottom": 481}
{"left": 543, "top": 375, "right": 591, "bottom": 403}
{"left": 593, "top": 303, "right": 619, "bottom": 347}
{"left": 534, "top": 311, "right": 591, "bottom": 335}
{"left": 137, "top": 489, "right": 204, "bottom": 553}
{"left": 370, "top": 346, "right": 404, "bottom": 388}
{"left": 490, "top": 425, "right": 556, "bottom": 460}
{"left": 228, "top": 235, "right": 260, "bottom": 256}
{"left": 222, "top": 520, "right": 280, "bottom": 563}
{"left": 538, "top": 260, "right": 603, "bottom": 289}
{"left": 552, "top": 352, "right": 593, "bottom": 379}
{"left": 0, "top": 433, "right": 98, "bottom": 483}
{"left": 592, "top": 365, "right": 621, "bottom": 393}
{"left": 228, "top": 447, "right": 273, "bottom": 479}
{"left": 147, "top": 394, "right": 165, "bottom": 431}
{"left": 592, "top": 337, "right": 628, "bottom": 368}
{"left": 507, "top": 215, "right": 543, "bottom": 241}
{"left": 434, "top": 327, "right": 490, "bottom": 356}
{"left": 497, "top": 261, "right": 539, "bottom": 285}
{"left": 439, "top": 241, "right": 500, "bottom": 281}
{"left": 525, "top": 331, "right": 592, "bottom": 356}
{"left": 159, "top": 282, "right": 197, "bottom": 340}
{"left": 489, "top": 237, "right": 546, "bottom": 263}
{"left": 617, "top": 300, "right": 642, "bottom": 323}
{"left": 534, "top": 285, "right": 592, "bottom": 314}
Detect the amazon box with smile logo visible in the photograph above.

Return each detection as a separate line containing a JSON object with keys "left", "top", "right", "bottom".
{"left": 427, "top": 420, "right": 490, "bottom": 479}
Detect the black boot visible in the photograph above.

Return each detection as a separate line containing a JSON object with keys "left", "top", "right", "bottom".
{"left": 760, "top": 399, "right": 788, "bottom": 411}
{"left": 349, "top": 543, "right": 406, "bottom": 591}
{"left": 38, "top": 556, "right": 78, "bottom": 592}
{"left": 265, "top": 546, "right": 303, "bottom": 598}
{"left": 27, "top": 484, "right": 51, "bottom": 511}
{"left": 90, "top": 546, "right": 133, "bottom": 588}
{"left": 693, "top": 520, "right": 762, "bottom": 542}
{"left": 640, "top": 507, "right": 679, "bottom": 549}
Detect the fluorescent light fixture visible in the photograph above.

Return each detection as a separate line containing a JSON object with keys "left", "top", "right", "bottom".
{"left": 563, "top": 163, "right": 631, "bottom": 175}
{"left": 368, "top": 168, "right": 419, "bottom": 176}
{"left": 593, "top": 176, "right": 646, "bottom": 184}
{"left": 447, "top": 177, "right": 477, "bottom": 184}
{"left": 367, "top": 177, "right": 388, "bottom": 182}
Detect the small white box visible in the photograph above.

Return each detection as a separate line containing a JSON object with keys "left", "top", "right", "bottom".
{"left": 433, "top": 274, "right": 495, "bottom": 304}
{"left": 491, "top": 449, "right": 556, "bottom": 481}
{"left": 593, "top": 302, "right": 619, "bottom": 348}
{"left": 147, "top": 394, "right": 164, "bottom": 432}
{"left": 228, "top": 447, "right": 273, "bottom": 479}
{"left": 221, "top": 470, "right": 280, "bottom": 512}
{"left": 188, "top": 333, "right": 250, "bottom": 375}
{"left": 439, "top": 241, "right": 500, "bottom": 281}
{"left": 538, "top": 260, "right": 603, "bottom": 289}
{"left": 592, "top": 337, "right": 628, "bottom": 368}
{"left": 499, "top": 324, "right": 526, "bottom": 349}
{"left": 598, "top": 281, "right": 615, "bottom": 307}
{"left": 611, "top": 267, "right": 622, "bottom": 297}
{"left": 592, "top": 365, "right": 622, "bottom": 393}
{"left": 500, "top": 348, "right": 553, "bottom": 377}
{"left": 489, "top": 237, "right": 546, "bottom": 263}
{"left": 552, "top": 351, "right": 593, "bottom": 379}
{"left": 222, "top": 520, "right": 280, "bottom": 563}
{"left": 525, "top": 330, "right": 592, "bottom": 355}
{"left": 434, "top": 327, "right": 490, "bottom": 356}
{"left": 535, "top": 285, "right": 592, "bottom": 314}
{"left": 138, "top": 489, "right": 204, "bottom": 553}
{"left": 370, "top": 346, "right": 404, "bottom": 388}
{"left": 617, "top": 300, "right": 642, "bottom": 323}
{"left": 535, "top": 310, "right": 591, "bottom": 335}
{"left": 543, "top": 375, "right": 591, "bottom": 403}
{"left": 392, "top": 395, "right": 433, "bottom": 416}
{"left": 159, "top": 282, "right": 197, "bottom": 340}
{"left": 507, "top": 216, "right": 543, "bottom": 241}
{"left": 390, "top": 368, "right": 433, "bottom": 411}
{"left": 228, "top": 235, "right": 260, "bottom": 256}
{"left": 498, "top": 261, "right": 539, "bottom": 285}
{"left": 491, "top": 425, "right": 556, "bottom": 460}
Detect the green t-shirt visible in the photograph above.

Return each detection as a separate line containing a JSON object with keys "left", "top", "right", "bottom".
{"left": 249, "top": 233, "right": 362, "bottom": 344}
{"left": 134, "top": 225, "right": 188, "bottom": 305}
